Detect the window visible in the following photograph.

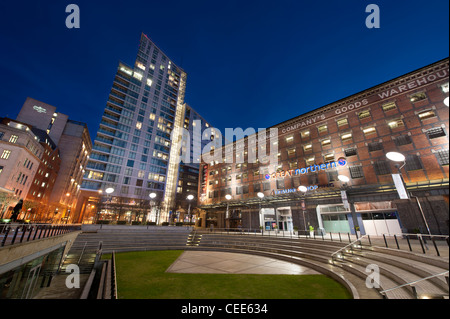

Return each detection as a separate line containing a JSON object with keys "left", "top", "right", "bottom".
{"left": 9, "top": 135, "right": 18, "bottom": 143}
{"left": 321, "top": 139, "right": 331, "bottom": 147}
{"left": 405, "top": 154, "right": 423, "bottom": 171}
{"left": 303, "top": 144, "right": 312, "bottom": 152}
{"left": 341, "top": 132, "right": 352, "bottom": 142}
{"left": 441, "top": 83, "right": 449, "bottom": 93}
{"left": 368, "top": 141, "right": 383, "bottom": 152}
{"left": 286, "top": 136, "right": 294, "bottom": 142}
{"left": 373, "top": 161, "right": 391, "bottom": 175}
{"left": 324, "top": 153, "right": 335, "bottom": 162}
{"left": 362, "top": 127, "right": 376, "bottom": 136}
{"left": 336, "top": 118, "right": 348, "bottom": 127}
{"left": 436, "top": 149, "right": 449, "bottom": 166}
{"left": 276, "top": 179, "right": 285, "bottom": 189}
{"left": 127, "top": 159, "right": 134, "bottom": 167}
{"left": 349, "top": 165, "right": 364, "bottom": 179}
{"left": 387, "top": 118, "right": 404, "bottom": 129}
{"left": 308, "top": 173, "right": 318, "bottom": 185}
{"left": 236, "top": 186, "right": 243, "bottom": 195}
{"left": 394, "top": 135, "right": 412, "bottom": 146}
{"left": 287, "top": 148, "right": 296, "bottom": 156}
{"left": 382, "top": 101, "right": 397, "bottom": 112}
{"left": 410, "top": 92, "right": 427, "bottom": 103}
{"left": 305, "top": 156, "right": 315, "bottom": 166}
{"left": 418, "top": 109, "right": 436, "bottom": 121}
{"left": 253, "top": 183, "right": 261, "bottom": 193}
{"left": 344, "top": 147, "right": 357, "bottom": 157}
{"left": 318, "top": 124, "right": 328, "bottom": 134}
{"left": 301, "top": 130, "right": 310, "bottom": 139}
{"left": 426, "top": 127, "right": 446, "bottom": 139}
{"left": 358, "top": 110, "right": 371, "bottom": 119}
{"left": 1, "top": 150, "right": 11, "bottom": 159}
{"left": 289, "top": 161, "right": 297, "bottom": 169}
{"left": 263, "top": 182, "right": 270, "bottom": 191}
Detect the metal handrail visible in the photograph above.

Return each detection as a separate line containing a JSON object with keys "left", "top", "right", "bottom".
{"left": 379, "top": 271, "right": 449, "bottom": 296}
{"left": 331, "top": 235, "right": 370, "bottom": 261}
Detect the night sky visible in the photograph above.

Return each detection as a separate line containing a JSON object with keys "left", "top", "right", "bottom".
{"left": 0, "top": 0, "right": 448, "bottom": 142}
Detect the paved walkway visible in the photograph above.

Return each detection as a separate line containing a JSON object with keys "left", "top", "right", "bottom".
{"left": 166, "top": 251, "right": 320, "bottom": 275}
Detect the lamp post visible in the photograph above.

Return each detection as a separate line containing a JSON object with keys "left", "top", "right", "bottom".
{"left": 149, "top": 192, "right": 156, "bottom": 223}
{"left": 105, "top": 187, "right": 114, "bottom": 222}
{"left": 225, "top": 194, "right": 232, "bottom": 229}
{"left": 298, "top": 186, "right": 307, "bottom": 232}
{"left": 187, "top": 194, "right": 194, "bottom": 224}
{"left": 386, "top": 152, "right": 431, "bottom": 235}
{"left": 257, "top": 192, "right": 265, "bottom": 232}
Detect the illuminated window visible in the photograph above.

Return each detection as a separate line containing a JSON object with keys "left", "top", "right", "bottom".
{"left": 321, "top": 139, "right": 331, "bottom": 146}
{"left": 382, "top": 101, "right": 397, "bottom": 112}
{"left": 147, "top": 79, "right": 153, "bottom": 86}
{"left": 336, "top": 118, "right": 348, "bottom": 127}
{"left": 418, "top": 109, "right": 436, "bottom": 121}
{"left": 1, "top": 150, "right": 11, "bottom": 159}
{"left": 358, "top": 110, "right": 371, "bottom": 119}
{"left": 387, "top": 118, "right": 404, "bottom": 129}
{"left": 410, "top": 92, "right": 427, "bottom": 103}
{"left": 136, "top": 122, "right": 142, "bottom": 130}
{"left": 362, "top": 126, "right": 376, "bottom": 136}
{"left": 9, "top": 135, "right": 18, "bottom": 143}
{"left": 287, "top": 148, "right": 296, "bottom": 156}
{"left": 441, "top": 82, "right": 449, "bottom": 93}
{"left": 303, "top": 144, "right": 312, "bottom": 151}
{"left": 317, "top": 124, "right": 328, "bottom": 133}
{"left": 286, "top": 136, "right": 294, "bottom": 142}
{"left": 305, "top": 156, "right": 315, "bottom": 166}
{"left": 289, "top": 161, "right": 297, "bottom": 169}
{"left": 301, "top": 130, "right": 310, "bottom": 138}
{"left": 324, "top": 153, "right": 335, "bottom": 162}
{"left": 136, "top": 62, "right": 146, "bottom": 70}
{"left": 133, "top": 72, "right": 143, "bottom": 81}
{"left": 341, "top": 132, "right": 352, "bottom": 141}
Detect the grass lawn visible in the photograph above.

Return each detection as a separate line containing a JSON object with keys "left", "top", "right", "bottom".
{"left": 114, "top": 250, "right": 352, "bottom": 299}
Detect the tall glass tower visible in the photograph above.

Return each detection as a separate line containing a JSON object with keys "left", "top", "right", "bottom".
{"left": 80, "top": 33, "right": 190, "bottom": 224}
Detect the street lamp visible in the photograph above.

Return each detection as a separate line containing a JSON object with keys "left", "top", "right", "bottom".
{"left": 298, "top": 186, "right": 307, "bottom": 231}
{"left": 104, "top": 188, "right": 114, "bottom": 222}
{"left": 257, "top": 192, "right": 264, "bottom": 232}
{"left": 149, "top": 192, "right": 156, "bottom": 223}
{"left": 187, "top": 194, "right": 194, "bottom": 224}
{"left": 337, "top": 175, "right": 350, "bottom": 183}
{"left": 225, "top": 194, "right": 232, "bottom": 229}
{"left": 386, "top": 152, "right": 431, "bottom": 235}
{"left": 444, "top": 96, "right": 449, "bottom": 107}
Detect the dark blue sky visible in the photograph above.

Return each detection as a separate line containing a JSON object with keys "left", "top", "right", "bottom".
{"left": 0, "top": 0, "right": 448, "bottom": 141}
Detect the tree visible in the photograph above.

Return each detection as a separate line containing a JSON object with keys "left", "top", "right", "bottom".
{"left": 0, "top": 192, "right": 16, "bottom": 219}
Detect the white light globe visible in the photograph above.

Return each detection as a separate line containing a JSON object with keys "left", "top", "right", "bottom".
{"left": 386, "top": 152, "right": 405, "bottom": 162}
{"left": 298, "top": 186, "right": 308, "bottom": 193}
{"left": 257, "top": 192, "right": 264, "bottom": 199}
{"left": 105, "top": 187, "right": 114, "bottom": 194}
{"left": 338, "top": 175, "right": 350, "bottom": 183}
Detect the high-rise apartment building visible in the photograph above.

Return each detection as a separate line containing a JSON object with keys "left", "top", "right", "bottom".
{"left": 78, "top": 33, "right": 212, "bottom": 224}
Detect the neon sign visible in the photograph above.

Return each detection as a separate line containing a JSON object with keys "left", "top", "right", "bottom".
{"left": 265, "top": 158, "right": 347, "bottom": 180}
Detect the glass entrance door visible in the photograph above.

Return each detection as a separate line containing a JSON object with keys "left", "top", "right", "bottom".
{"left": 21, "top": 264, "right": 41, "bottom": 299}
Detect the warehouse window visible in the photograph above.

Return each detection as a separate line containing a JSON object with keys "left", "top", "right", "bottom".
{"left": 358, "top": 110, "right": 371, "bottom": 119}
{"left": 344, "top": 147, "right": 358, "bottom": 157}
{"left": 373, "top": 161, "right": 391, "bottom": 175}
{"left": 405, "top": 154, "right": 423, "bottom": 171}
{"left": 382, "top": 101, "right": 397, "bottom": 112}
{"left": 418, "top": 109, "right": 436, "bottom": 121}
{"left": 318, "top": 124, "right": 328, "bottom": 134}
{"left": 276, "top": 179, "right": 285, "bottom": 189}
{"left": 336, "top": 118, "right": 348, "bottom": 127}
{"left": 387, "top": 118, "right": 404, "bottom": 129}
{"left": 349, "top": 165, "right": 364, "bottom": 179}
{"left": 368, "top": 141, "right": 383, "bottom": 152}
{"left": 341, "top": 132, "right": 352, "bottom": 142}
{"left": 394, "top": 135, "right": 412, "bottom": 146}
{"left": 410, "top": 92, "right": 427, "bottom": 103}
{"left": 435, "top": 149, "right": 449, "bottom": 166}
{"left": 426, "top": 127, "right": 446, "bottom": 139}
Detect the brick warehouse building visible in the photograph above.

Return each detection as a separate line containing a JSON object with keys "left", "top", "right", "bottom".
{"left": 197, "top": 58, "right": 449, "bottom": 236}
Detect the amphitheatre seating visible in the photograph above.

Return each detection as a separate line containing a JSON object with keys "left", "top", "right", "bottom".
{"left": 63, "top": 226, "right": 448, "bottom": 299}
